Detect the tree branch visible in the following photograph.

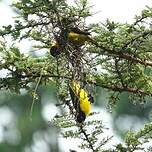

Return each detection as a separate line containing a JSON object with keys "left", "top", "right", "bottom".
{"left": 79, "top": 125, "right": 96, "bottom": 152}
{"left": 87, "top": 80, "right": 151, "bottom": 96}
{"left": 1, "top": 71, "right": 150, "bottom": 96}
{"left": 92, "top": 30, "right": 152, "bottom": 67}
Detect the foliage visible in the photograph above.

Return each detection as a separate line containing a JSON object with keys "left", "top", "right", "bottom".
{"left": 0, "top": 0, "right": 152, "bottom": 151}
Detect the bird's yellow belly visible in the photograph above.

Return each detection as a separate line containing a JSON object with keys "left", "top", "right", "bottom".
{"left": 80, "top": 98, "right": 91, "bottom": 115}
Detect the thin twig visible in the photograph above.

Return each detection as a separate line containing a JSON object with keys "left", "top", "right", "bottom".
{"left": 79, "top": 125, "right": 96, "bottom": 152}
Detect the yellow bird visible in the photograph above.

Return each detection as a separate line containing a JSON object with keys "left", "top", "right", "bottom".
{"left": 68, "top": 28, "right": 93, "bottom": 45}
{"left": 50, "top": 28, "right": 93, "bottom": 57}
{"left": 69, "top": 80, "right": 93, "bottom": 123}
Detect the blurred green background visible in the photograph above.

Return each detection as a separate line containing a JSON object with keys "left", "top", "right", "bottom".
{"left": 0, "top": 85, "right": 60, "bottom": 152}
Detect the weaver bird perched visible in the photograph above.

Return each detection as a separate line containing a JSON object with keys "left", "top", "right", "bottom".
{"left": 68, "top": 27, "right": 93, "bottom": 46}
{"left": 69, "top": 80, "right": 94, "bottom": 123}
{"left": 50, "top": 27, "right": 93, "bottom": 56}
{"left": 50, "top": 42, "right": 61, "bottom": 57}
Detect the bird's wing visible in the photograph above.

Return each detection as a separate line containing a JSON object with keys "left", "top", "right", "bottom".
{"left": 70, "top": 27, "right": 91, "bottom": 35}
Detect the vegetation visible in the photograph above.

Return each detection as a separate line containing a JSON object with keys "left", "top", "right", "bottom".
{"left": 0, "top": 0, "right": 152, "bottom": 151}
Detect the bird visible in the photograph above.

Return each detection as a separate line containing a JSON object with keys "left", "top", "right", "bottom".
{"left": 50, "top": 28, "right": 94, "bottom": 57}
{"left": 67, "top": 27, "right": 93, "bottom": 46}
{"left": 69, "top": 80, "right": 93, "bottom": 123}
{"left": 50, "top": 42, "right": 61, "bottom": 57}
{"left": 50, "top": 27, "right": 93, "bottom": 57}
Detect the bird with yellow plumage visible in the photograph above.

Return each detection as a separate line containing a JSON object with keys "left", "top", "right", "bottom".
{"left": 69, "top": 80, "right": 94, "bottom": 123}
{"left": 68, "top": 27, "right": 93, "bottom": 46}
{"left": 49, "top": 27, "right": 94, "bottom": 57}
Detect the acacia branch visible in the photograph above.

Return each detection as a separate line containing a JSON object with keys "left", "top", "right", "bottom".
{"left": 0, "top": 21, "right": 51, "bottom": 37}
{"left": 114, "top": 58, "right": 126, "bottom": 88}
{"left": 0, "top": 71, "right": 150, "bottom": 96}
{"left": 99, "top": 46, "right": 152, "bottom": 67}
{"left": 121, "top": 30, "right": 152, "bottom": 50}
{"left": 87, "top": 80, "right": 151, "bottom": 96}
{"left": 79, "top": 125, "right": 96, "bottom": 152}
{"left": 92, "top": 30, "right": 152, "bottom": 67}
